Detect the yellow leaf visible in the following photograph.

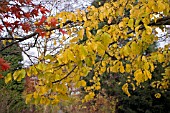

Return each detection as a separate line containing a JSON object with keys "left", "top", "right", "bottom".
{"left": 120, "top": 65, "right": 125, "bottom": 73}
{"left": 131, "top": 83, "right": 135, "bottom": 91}
{"left": 101, "top": 32, "right": 112, "bottom": 47}
{"left": 135, "top": 25, "right": 141, "bottom": 33}
{"left": 43, "top": 86, "right": 48, "bottom": 94}
{"left": 40, "top": 97, "right": 46, "bottom": 104}
{"left": 67, "top": 49, "right": 75, "bottom": 61}
{"left": 126, "top": 4, "right": 133, "bottom": 9}
{"left": 78, "top": 29, "right": 84, "bottom": 40}
{"left": 155, "top": 93, "right": 161, "bottom": 98}
{"left": 149, "top": 62, "right": 155, "bottom": 72}
{"left": 131, "top": 42, "right": 140, "bottom": 55}
{"left": 134, "top": 69, "right": 144, "bottom": 85}
{"left": 33, "top": 92, "right": 39, "bottom": 99}
{"left": 13, "top": 70, "right": 19, "bottom": 80}
{"left": 145, "top": 25, "right": 152, "bottom": 35}
{"left": 96, "top": 42, "right": 105, "bottom": 56}
{"left": 123, "top": 45, "right": 131, "bottom": 56}
{"left": 95, "top": 85, "right": 101, "bottom": 90}
{"left": 126, "top": 64, "right": 131, "bottom": 73}
{"left": 144, "top": 69, "right": 152, "bottom": 80}
{"left": 2, "top": 40, "right": 6, "bottom": 46}
{"left": 79, "top": 45, "right": 88, "bottom": 60}
{"left": 17, "top": 69, "right": 26, "bottom": 81}
{"left": 122, "top": 83, "right": 131, "bottom": 97}
{"left": 37, "top": 63, "right": 46, "bottom": 71}
{"left": 128, "top": 19, "right": 134, "bottom": 30}
{"left": 157, "top": 53, "right": 164, "bottom": 63}
{"left": 143, "top": 62, "right": 149, "bottom": 70}
{"left": 26, "top": 94, "right": 33, "bottom": 104}
{"left": 80, "top": 80, "right": 86, "bottom": 87}
{"left": 5, "top": 73, "right": 12, "bottom": 84}
{"left": 89, "top": 92, "right": 95, "bottom": 97}
{"left": 99, "top": 13, "right": 104, "bottom": 21}
{"left": 142, "top": 56, "right": 147, "bottom": 62}
{"left": 51, "top": 98, "right": 59, "bottom": 105}
{"left": 110, "top": 65, "right": 119, "bottom": 73}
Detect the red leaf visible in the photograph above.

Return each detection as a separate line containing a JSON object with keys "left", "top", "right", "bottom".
{"left": 4, "top": 22, "right": 11, "bottom": 27}
{"left": 0, "top": 24, "right": 3, "bottom": 31}
{"left": 10, "top": 6, "right": 19, "bottom": 12}
{"left": 49, "top": 17, "right": 58, "bottom": 27}
{"left": 1, "top": 63, "right": 10, "bottom": 71}
{"left": 36, "top": 28, "right": 46, "bottom": 38}
{"left": 40, "top": 7, "right": 49, "bottom": 14}
{"left": 24, "top": 12, "right": 31, "bottom": 18}
{"left": 15, "top": 12, "right": 22, "bottom": 18}
{"left": 21, "top": 23, "right": 31, "bottom": 33}
{"left": 35, "top": 15, "right": 47, "bottom": 26}
{"left": 0, "top": 58, "right": 10, "bottom": 71}
{"left": 40, "top": 15, "right": 47, "bottom": 23}
{"left": 31, "top": 8, "right": 39, "bottom": 16}
{"left": 59, "top": 28, "right": 67, "bottom": 34}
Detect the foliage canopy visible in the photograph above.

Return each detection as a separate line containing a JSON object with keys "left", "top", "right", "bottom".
{"left": 2, "top": 0, "right": 170, "bottom": 105}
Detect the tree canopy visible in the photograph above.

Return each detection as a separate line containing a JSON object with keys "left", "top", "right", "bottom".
{"left": 1, "top": 0, "right": 170, "bottom": 105}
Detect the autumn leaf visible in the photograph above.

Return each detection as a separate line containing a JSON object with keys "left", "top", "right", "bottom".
{"left": 40, "top": 7, "right": 49, "bottom": 14}
{"left": 35, "top": 15, "right": 47, "bottom": 26}
{"left": 36, "top": 28, "right": 46, "bottom": 37}
{"left": 59, "top": 28, "right": 67, "bottom": 34}
{"left": 47, "top": 17, "right": 58, "bottom": 27}
{"left": 31, "top": 8, "right": 39, "bottom": 16}
{"left": 24, "top": 12, "right": 31, "bottom": 18}
{"left": 0, "top": 58, "right": 10, "bottom": 71}
{"left": 122, "top": 83, "right": 131, "bottom": 97}
{"left": 1, "top": 62, "right": 10, "bottom": 71}
{"left": 21, "top": 22, "right": 31, "bottom": 33}
{"left": 0, "top": 24, "right": 3, "bottom": 31}
{"left": 5, "top": 73, "right": 12, "bottom": 83}
{"left": 0, "top": 74, "right": 4, "bottom": 79}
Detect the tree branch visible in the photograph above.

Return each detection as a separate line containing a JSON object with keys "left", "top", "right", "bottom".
{"left": 52, "top": 65, "right": 77, "bottom": 84}
{"left": 0, "top": 20, "right": 73, "bottom": 51}
{"left": 127, "top": 16, "right": 170, "bottom": 34}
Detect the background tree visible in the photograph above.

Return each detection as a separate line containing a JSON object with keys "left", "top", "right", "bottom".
{"left": 0, "top": 41, "right": 27, "bottom": 113}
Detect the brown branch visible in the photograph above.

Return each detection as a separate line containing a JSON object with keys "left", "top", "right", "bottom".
{"left": 52, "top": 65, "right": 77, "bottom": 84}
{"left": 0, "top": 32, "right": 38, "bottom": 51}
{"left": 0, "top": 20, "right": 73, "bottom": 51}
{"left": 105, "top": 51, "right": 117, "bottom": 60}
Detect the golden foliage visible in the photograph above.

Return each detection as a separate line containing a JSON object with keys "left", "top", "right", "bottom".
{"left": 5, "top": 0, "right": 170, "bottom": 104}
